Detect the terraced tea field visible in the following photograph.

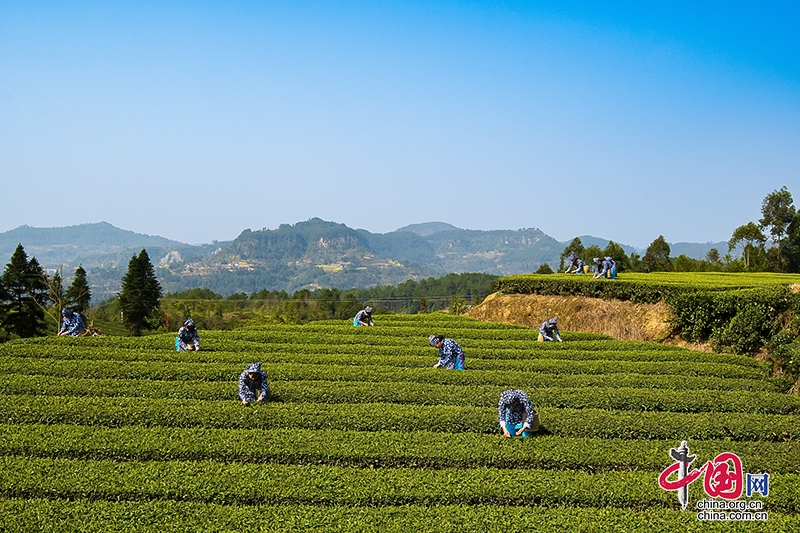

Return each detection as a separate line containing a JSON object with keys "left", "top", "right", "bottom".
{"left": 1, "top": 313, "right": 798, "bottom": 532}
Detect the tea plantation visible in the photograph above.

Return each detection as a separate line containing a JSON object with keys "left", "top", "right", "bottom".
{"left": 1, "top": 313, "right": 799, "bottom": 532}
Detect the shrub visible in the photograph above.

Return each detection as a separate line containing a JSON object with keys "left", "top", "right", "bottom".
{"left": 772, "top": 342, "right": 800, "bottom": 383}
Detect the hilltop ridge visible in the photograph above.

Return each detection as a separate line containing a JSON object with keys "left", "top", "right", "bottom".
{"left": 0, "top": 219, "right": 728, "bottom": 300}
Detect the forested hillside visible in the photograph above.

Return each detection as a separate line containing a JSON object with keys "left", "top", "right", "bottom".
{"left": 1, "top": 219, "right": 728, "bottom": 301}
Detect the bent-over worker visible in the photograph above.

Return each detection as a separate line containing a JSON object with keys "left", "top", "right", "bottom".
{"left": 498, "top": 388, "right": 538, "bottom": 438}
{"left": 58, "top": 308, "right": 86, "bottom": 336}
{"left": 175, "top": 318, "right": 200, "bottom": 351}
{"left": 593, "top": 257, "right": 617, "bottom": 279}
{"left": 353, "top": 306, "right": 374, "bottom": 326}
{"left": 238, "top": 362, "right": 270, "bottom": 406}
{"left": 565, "top": 255, "right": 586, "bottom": 274}
{"left": 429, "top": 334, "right": 466, "bottom": 370}
{"left": 538, "top": 317, "right": 562, "bottom": 342}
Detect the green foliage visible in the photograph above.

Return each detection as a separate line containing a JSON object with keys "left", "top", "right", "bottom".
{"left": 584, "top": 244, "right": 603, "bottom": 265}
{"left": 0, "top": 243, "right": 49, "bottom": 338}
{"left": 65, "top": 265, "right": 91, "bottom": 313}
{"left": 772, "top": 342, "right": 800, "bottom": 382}
{"left": 164, "top": 287, "right": 223, "bottom": 300}
{"left": 760, "top": 186, "right": 796, "bottom": 251}
{"left": 729, "top": 222, "right": 767, "bottom": 270}
{"left": 3, "top": 500, "right": 800, "bottom": 533}
{"left": 603, "top": 241, "right": 629, "bottom": 271}
{"left": 41, "top": 267, "right": 65, "bottom": 330}
{"left": 638, "top": 235, "right": 672, "bottom": 272}
{"left": 448, "top": 296, "right": 470, "bottom": 315}
{"left": 494, "top": 274, "right": 696, "bottom": 303}
{"left": 3, "top": 372, "right": 796, "bottom": 414}
{"left": 118, "top": 250, "right": 162, "bottom": 336}
{"left": 4, "top": 424, "right": 800, "bottom": 473}
{"left": 669, "top": 287, "right": 795, "bottom": 355}
{"left": 347, "top": 273, "right": 498, "bottom": 314}
{"left": 559, "top": 237, "right": 584, "bottom": 271}
{"left": 710, "top": 306, "right": 773, "bottom": 354}
{"left": 534, "top": 262, "right": 554, "bottom": 274}
{"left": 496, "top": 271, "right": 800, "bottom": 301}
{"left": 672, "top": 254, "right": 695, "bottom": 272}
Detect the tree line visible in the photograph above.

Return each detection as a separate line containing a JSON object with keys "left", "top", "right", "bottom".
{"left": 0, "top": 240, "right": 496, "bottom": 339}
{"left": 93, "top": 272, "right": 498, "bottom": 332}
{"left": 0, "top": 244, "right": 91, "bottom": 341}
{"left": 555, "top": 187, "right": 800, "bottom": 274}
{"left": 0, "top": 245, "right": 161, "bottom": 339}
{"left": 3, "top": 187, "right": 798, "bottom": 339}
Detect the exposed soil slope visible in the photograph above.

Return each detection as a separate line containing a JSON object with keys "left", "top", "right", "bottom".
{"left": 466, "top": 293, "right": 673, "bottom": 342}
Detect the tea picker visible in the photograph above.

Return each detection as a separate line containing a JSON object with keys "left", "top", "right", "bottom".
{"left": 175, "top": 318, "right": 201, "bottom": 351}
{"left": 498, "top": 388, "right": 539, "bottom": 438}
{"left": 538, "top": 317, "right": 562, "bottom": 342}
{"left": 429, "top": 334, "right": 466, "bottom": 370}
{"left": 58, "top": 308, "right": 87, "bottom": 336}
{"left": 593, "top": 257, "right": 617, "bottom": 279}
{"left": 239, "top": 362, "right": 270, "bottom": 406}
{"left": 353, "top": 306, "right": 374, "bottom": 326}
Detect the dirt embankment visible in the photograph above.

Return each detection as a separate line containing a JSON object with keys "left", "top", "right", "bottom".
{"left": 466, "top": 292, "right": 674, "bottom": 342}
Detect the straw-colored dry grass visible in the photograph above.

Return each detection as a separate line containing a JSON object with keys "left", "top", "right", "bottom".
{"left": 466, "top": 292, "right": 673, "bottom": 342}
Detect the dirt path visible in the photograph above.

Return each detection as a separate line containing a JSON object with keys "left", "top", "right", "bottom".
{"left": 465, "top": 292, "right": 674, "bottom": 342}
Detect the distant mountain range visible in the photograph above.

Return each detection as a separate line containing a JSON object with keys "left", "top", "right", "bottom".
{"left": 0, "top": 220, "right": 728, "bottom": 301}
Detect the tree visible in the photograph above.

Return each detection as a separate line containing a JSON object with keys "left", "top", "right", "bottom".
{"left": 638, "top": 236, "right": 672, "bottom": 272}
{"left": 0, "top": 275, "right": 8, "bottom": 336}
{"left": 559, "top": 237, "right": 585, "bottom": 271}
{"left": 65, "top": 265, "right": 91, "bottom": 314}
{"left": 673, "top": 254, "right": 696, "bottom": 272}
{"left": 39, "top": 265, "right": 66, "bottom": 330}
{"left": 728, "top": 222, "right": 766, "bottom": 269}
{"left": 534, "top": 262, "right": 554, "bottom": 274}
{"left": 602, "top": 241, "right": 630, "bottom": 272}
{"left": 628, "top": 252, "right": 641, "bottom": 271}
{"left": 783, "top": 214, "right": 800, "bottom": 273}
{"left": 119, "top": 249, "right": 163, "bottom": 336}
{"left": 584, "top": 245, "right": 604, "bottom": 265}
{"left": 759, "top": 187, "right": 795, "bottom": 266}
{"left": 706, "top": 248, "right": 721, "bottom": 264}
{"left": 0, "top": 244, "right": 49, "bottom": 338}
{"left": 337, "top": 293, "right": 363, "bottom": 319}
{"left": 315, "top": 288, "right": 340, "bottom": 318}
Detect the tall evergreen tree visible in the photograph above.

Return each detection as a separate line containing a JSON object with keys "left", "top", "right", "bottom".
{"left": 65, "top": 265, "right": 92, "bottom": 314}
{"left": 119, "top": 249, "right": 162, "bottom": 336}
{"left": 1, "top": 244, "right": 49, "bottom": 338}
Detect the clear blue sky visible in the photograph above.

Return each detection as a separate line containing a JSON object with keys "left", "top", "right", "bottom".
{"left": 1, "top": 1, "right": 798, "bottom": 248}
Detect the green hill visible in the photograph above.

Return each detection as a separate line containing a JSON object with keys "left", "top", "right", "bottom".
{"left": 1, "top": 219, "right": 733, "bottom": 300}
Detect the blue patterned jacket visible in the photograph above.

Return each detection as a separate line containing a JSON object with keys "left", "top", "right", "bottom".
{"left": 238, "top": 362, "right": 269, "bottom": 402}
{"left": 59, "top": 313, "right": 85, "bottom": 336}
{"left": 437, "top": 338, "right": 465, "bottom": 370}
{"left": 498, "top": 389, "right": 535, "bottom": 429}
